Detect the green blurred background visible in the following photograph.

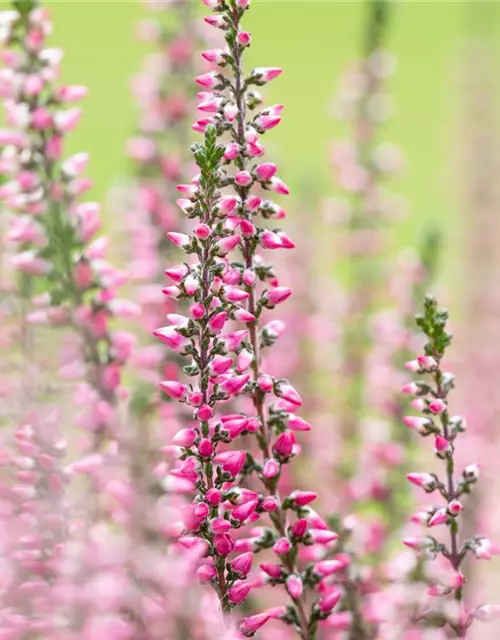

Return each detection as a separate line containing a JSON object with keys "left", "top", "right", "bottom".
{"left": 3, "top": 1, "right": 500, "bottom": 287}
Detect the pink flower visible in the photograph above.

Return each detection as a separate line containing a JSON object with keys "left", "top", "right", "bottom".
{"left": 159, "top": 380, "right": 188, "bottom": 400}
{"left": 266, "top": 286, "right": 292, "bottom": 306}
{"left": 153, "top": 326, "right": 187, "bottom": 350}
{"left": 286, "top": 575, "right": 303, "bottom": 599}
{"left": 239, "top": 613, "right": 270, "bottom": 637}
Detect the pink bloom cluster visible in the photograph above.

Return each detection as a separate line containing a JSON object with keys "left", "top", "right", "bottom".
{"left": 156, "top": 1, "right": 339, "bottom": 637}
{"left": 0, "top": 4, "right": 137, "bottom": 436}
{"left": 402, "top": 296, "right": 498, "bottom": 637}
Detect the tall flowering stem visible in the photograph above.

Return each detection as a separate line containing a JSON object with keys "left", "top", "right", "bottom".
{"left": 335, "top": 0, "right": 393, "bottom": 461}
{"left": 157, "top": 1, "right": 339, "bottom": 636}
{"left": 0, "top": 1, "right": 135, "bottom": 443}
{"left": 402, "top": 295, "right": 497, "bottom": 637}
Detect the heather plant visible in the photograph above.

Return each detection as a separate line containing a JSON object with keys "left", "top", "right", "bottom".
{"left": 0, "top": 1, "right": 136, "bottom": 441}
{"left": 157, "top": 0, "right": 341, "bottom": 636}
{"left": 402, "top": 296, "right": 499, "bottom": 638}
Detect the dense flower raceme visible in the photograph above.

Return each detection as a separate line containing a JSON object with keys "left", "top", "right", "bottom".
{"left": 402, "top": 296, "right": 500, "bottom": 638}
{"left": 156, "top": 2, "right": 338, "bottom": 636}
{"left": 159, "top": 124, "right": 338, "bottom": 638}
{"left": 0, "top": 3, "right": 137, "bottom": 436}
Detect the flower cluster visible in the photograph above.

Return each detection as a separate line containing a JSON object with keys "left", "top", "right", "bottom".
{"left": 156, "top": 1, "right": 339, "bottom": 636}
{"left": 0, "top": 2, "right": 136, "bottom": 438}
{"left": 402, "top": 295, "right": 497, "bottom": 637}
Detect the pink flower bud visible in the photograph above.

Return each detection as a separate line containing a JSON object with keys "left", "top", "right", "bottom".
{"left": 198, "top": 439, "right": 213, "bottom": 458}
{"left": 417, "top": 355, "right": 437, "bottom": 370}
{"left": 401, "top": 382, "right": 419, "bottom": 395}
{"left": 211, "top": 517, "right": 232, "bottom": 534}
{"left": 201, "top": 48, "right": 227, "bottom": 64}
{"left": 235, "top": 170, "right": 253, "bottom": 186}
{"left": 221, "top": 374, "right": 250, "bottom": 395}
{"left": 403, "top": 416, "right": 431, "bottom": 433}
{"left": 291, "top": 518, "right": 308, "bottom": 537}
{"left": 263, "top": 458, "right": 280, "bottom": 478}
{"left": 231, "top": 552, "right": 253, "bottom": 577}
{"left": 239, "top": 219, "right": 255, "bottom": 236}
{"left": 428, "top": 508, "right": 448, "bottom": 527}
{"left": 190, "top": 302, "right": 205, "bottom": 319}
{"left": 208, "top": 311, "right": 228, "bottom": 334}
{"left": 288, "top": 414, "right": 311, "bottom": 432}
{"left": 204, "top": 15, "right": 227, "bottom": 29}
{"left": 435, "top": 435, "right": 451, "bottom": 453}
{"left": 153, "top": 326, "right": 187, "bottom": 350}
{"left": 214, "top": 533, "right": 235, "bottom": 556}
{"left": 258, "top": 375, "right": 274, "bottom": 393}
{"left": 234, "top": 308, "right": 256, "bottom": 323}
{"left": 167, "top": 232, "right": 190, "bottom": 248}
{"left": 255, "top": 162, "right": 277, "bottom": 181}
{"left": 197, "top": 405, "right": 213, "bottom": 421}
{"left": 273, "top": 431, "right": 296, "bottom": 458}
{"left": 229, "top": 581, "right": 252, "bottom": 605}
{"left": 222, "top": 451, "right": 246, "bottom": 477}
{"left": 188, "top": 391, "right": 203, "bottom": 407}
{"left": 256, "top": 114, "right": 281, "bottom": 131}
{"left": 260, "top": 565, "right": 282, "bottom": 583}
{"left": 195, "top": 71, "right": 220, "bottom": 89}
{"left": 290, "top": 491, "right": 317, "bottom": 506}
{"left": 262, "top": 496, "right": 279, "bottom": 512}
{"left": 194, "top": 223, "right": 211, "bottom": 239}
{"left": 172, "top": 429, "right": 197, "bottom": 448}
{"left": 237, "top": 349, "right": 253, "bottom": 373}
{"left": 260, "top": 230, "right": 283, "bottom": 249}
{"left": 237, "top": 31, "right": 251, "bottom": 46}
{"left": 319, "top": 590, "right": 342, "bottom": 614}
{"left": 314, "top": 559, "right": 346, "bottom": 577}
{"left": 224, "top": 142, "right": 240, "bottom": 160}
{"left": 308, "top": 529, "right": 338, "bottom": 545}
{"left": 216, "top": 234, "right": 240, "bottom": 256}
{"left": 210, "top": 355, "right": 233, "bottom": 375}
{"left": 266, "top": 286, "right": 292, "bottom": 306}
{"left": 252, "top": 67, "right": 282, "bottom": 83}
{"left": 270, "top": 177, "right": 290, "bottom": 195}
{"left": 406, "top": 472, "right": 436, "bottom": 491}
{"left": 197, "top": 563, "right": 217, "bottom": 583}
{"left": 206, "top": 489, "right": 222, "bottom": 505}
{"left": 286, "top": 574, "right": 303, "bottom": 599}
{"left": 429, "top": 398, "right": 446, "bottom": 414}
{"left": 276, "top": 383, "right": 302, "bottom": 406}
{"left": 193, "top": 502, "right": 210, "bottom": 521}
{"left": 273, "top": 537, "right": 292, "bottom": 555}
{"left": 159, "top": 380, "right": 187, "bottom": 400}
{"left": 448, "top": 500, "right": 463, "bottom": 515}
{"left": 239, "top": 613, "right": 270, "bottom": 637}
{"left": 232, "top": 500, "right": 258, "bottom": 523}
{"left": 218, "top": 195, "right": 240, "bottom": 215}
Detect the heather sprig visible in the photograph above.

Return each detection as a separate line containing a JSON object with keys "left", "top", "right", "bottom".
{"left": 0, "top": 2, "right": 136, "bottom": 441}
{"left": 157, "top": 1, "right": 339, "bottom": 636}
{"left": 402, "top": 295, "right": 498, "bottom": 637}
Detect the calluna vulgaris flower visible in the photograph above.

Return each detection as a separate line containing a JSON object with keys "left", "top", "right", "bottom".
{"left": 402, "top": 295, "right": 499, "bottom": 638}
{"left": 0, "top": 2, "right": 137, "bottom": 439}
{"left": 156, "top": 1, "right": 338, "bottom": 637}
